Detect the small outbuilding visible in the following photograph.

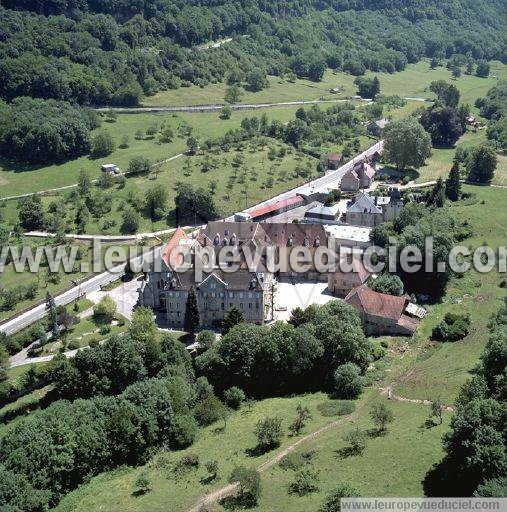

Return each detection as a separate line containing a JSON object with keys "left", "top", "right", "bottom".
{"left": 101, "top": 163, "right": 120, "bottom": 174}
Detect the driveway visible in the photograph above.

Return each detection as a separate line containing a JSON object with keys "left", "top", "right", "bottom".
{"left": 273, "top": 281, "right": 337, "bottom": 322}
{"left": 87, "top": 277, "right": 142, "bottom": 320}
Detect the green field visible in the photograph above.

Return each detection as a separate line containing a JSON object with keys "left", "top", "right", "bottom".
{"left": 143, "top": 60, "right": 506, "bottom": 108}
{"left": 1, "top": 142, "right": 322, "bottom": 236}
{"left": 414, "top": 130, "right": 507, "bottom": 186}
{"left": 388, "top": 186, "right": 507, "bottom": 404}
{"left": 0, "top": 107, "right": 304, "bottom": 199}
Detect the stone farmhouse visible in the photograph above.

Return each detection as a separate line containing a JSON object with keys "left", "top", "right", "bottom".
{"left": 345, "top": 284, "right": 421, "bottom": 336}
{"left": 346, "top": 189, "right": 403, "bottom": 227}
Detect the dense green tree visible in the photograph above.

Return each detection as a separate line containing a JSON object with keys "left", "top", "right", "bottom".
{"left": 229, "top": 465, "right": 261, "bottom": 508}
{"left": 246, "top": 70, "right": 268, "bottom": 92}
{"left": 0, "top": 98, "right": 92, "bottom": 163}
{"left": 466, "top": 144, "right": 497, "bottom": 183}
{"left": 18, "top": 195, "right": 45, "bottom": 231}
{"left": 129, "top": 306, "right": 158, "bottom": 345}
{"left": 476, "top": 60, "right": 490, "bottom": 77}
{"left": 120, "top": 207, "right": 140, "bottom": 234}
{"left": 175, "top": 183, "right": 219, "bottom": 223}
{"left": 90, "top": 130, "right": 115, "bottom": 157}
{"left": 445, "top": 163, "right": 461, "bottom": 201}
{"left": 184, "top": 287, "right": 200, "bottom": 334}
{"left": 420, "top": 107, "right": 463, "bottom": 146}
{"left": 221, "top": 306, "right": 244, "bottom": 334}
{"left": 254, "top": 416, "right": 283, "bottom": 451}
{"left": 369, "top": 274, "right": 404, "bottom": 296}
{"left": 145, "top": 185, "right": 168, "bottom": 221}
{"left": 383, "top": 118, "right": 432, "bottom": 172}
{"left": 127, "top": 156, "right": 151, "bottom": 175}
{"left": 429, "top": 81, "right": 460, "bottom": 108}
{"left": 333, "top": 363, "right": 363, "bottom": 399}
{"left": 426, "top": 177, "right": 446, "bottom": 207}
{"left": 354, "top": 76, "right": 380, "bottom": 99}
{"left": 320, "top": 484, "right": 361, "bottom": 512}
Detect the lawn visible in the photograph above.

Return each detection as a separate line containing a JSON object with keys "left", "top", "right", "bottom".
{"left": 54, "top": 389, "right": 450, "bottom": 512}
{"left": 0, "top": 106, "right": 307, "bottom": 199}
{"left": 142, "top": 60, "right": 505, "bottom": 108}
{"left": 388, "top": 185, "right": 507, "bottom": 404}
{"left": 414, "top": 130, "right": 507, "bottom": 186}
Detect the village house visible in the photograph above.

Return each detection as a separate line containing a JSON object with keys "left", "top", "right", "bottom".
{"left": 345, "top": 189, "right": 403, "bottom": 227}
{"left": 345, "top": 284, "right": 421, "bottom": 336}
{"left": 367, "top": 118, "right": 389, "bottom": 137}
{"left": 340, "top": 161, "right": 376, "bottom": 192}
{"left": 326, "top": 152, "right": 343, "bottom": 170}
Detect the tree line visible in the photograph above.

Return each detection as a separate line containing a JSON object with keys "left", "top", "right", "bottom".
{"left": 0, "top": 1, "right": 504, "bottom": 106}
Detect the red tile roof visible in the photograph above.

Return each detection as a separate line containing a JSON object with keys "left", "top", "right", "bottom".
{"left": 345, "top": 284, "right": 408, "bottom": 321}
{"left": 249, "top": 196, "right": 303, "bottom": 219}
{"left": 162, "top": 227, "right": 189, "bottom": 267}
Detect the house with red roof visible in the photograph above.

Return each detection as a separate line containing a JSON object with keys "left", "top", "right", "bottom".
{"left": 340, "top": 161, "right": 376, "bottom": 192}
{"left": 345, "top": 284, "right": 420, "bottom": 336}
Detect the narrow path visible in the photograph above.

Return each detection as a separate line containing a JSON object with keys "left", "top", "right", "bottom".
{"left": 187, "top": 411, "right": 358, "bottom": 512}
{"left": 378, "top": 386, "right": 454, "bottom": 412}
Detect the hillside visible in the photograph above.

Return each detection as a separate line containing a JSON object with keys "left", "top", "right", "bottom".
{"left": 0, "top": 0, "right": 505, "bottom": 106}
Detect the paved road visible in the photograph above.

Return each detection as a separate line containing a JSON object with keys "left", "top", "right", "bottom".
{"left": 228, "top": 140, "right": 384, "bottom": 219}
{"left": 97, "top": 98, "right": 356, "bottom": 114}
{"left": 0, "top": 247, "right": 162, "bottom": 336}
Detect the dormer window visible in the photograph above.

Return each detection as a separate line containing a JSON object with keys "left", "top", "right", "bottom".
{"left": 314, "top": 236, "right": 321, "bottom": 247}
{"left": 213, "top": 234, "right": 220, "bottom": 245}
{"left": 303, "top": 237, "right": 310, "bottom": 247}
{"left": 287, "top": 237, "right": 293, "bottom": 246}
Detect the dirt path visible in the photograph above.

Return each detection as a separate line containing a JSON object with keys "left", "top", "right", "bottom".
{"left": 187, "top": 411, "right": 358, "bottom": 512}
{"left": 378, "top": 386, "right": 454, "bottom": 412}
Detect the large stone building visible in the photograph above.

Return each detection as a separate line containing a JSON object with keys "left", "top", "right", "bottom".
{"left": 139, "top": 222, "right": 329, "bottom": 328}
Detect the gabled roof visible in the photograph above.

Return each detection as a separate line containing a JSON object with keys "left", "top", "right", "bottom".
{"left": 162, "top": 227, "right": 190, "bottom": 267}
{"left": 249, "top": 196, "right": 303, "bottom": 219}
{"left": 332, "top": 257, "right": 371, "bottom": 283}
{"left": 345, "top": 284, "right": 409, "bottom": 321}
{"left": 347, "top": 193, "right": 382, "bottom": 214}
{"left": 362, "top": 163, "right": 375, "bottom": 179}
{"left": 342, "top": 170, "right": 360, "bottom": 182}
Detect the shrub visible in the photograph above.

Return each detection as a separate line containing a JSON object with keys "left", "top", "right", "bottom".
{"left": 93, "top": 296, "right": 117, "bottom": 323}
{"left": 320, "top": 484, "right": 361, "bottom": 512}
{"left": 193, "top": 394, "right": 223, "bottom": 426}
{"left": 279, "top": 450, "right": 315, "bottom": 471}
{"left": 133, "top": 472, "right": 152, "bottom": 495}
{"left": 342, "top": 428, "right": 367, "bottom": 455}
{"left": 223, "top": 386, "right": 245, "bottom": 410}
{"left": 333, "top": 363, "right": 363, "bottom": 399}
{"left": 229, "top": 466, "right": 261, "bottom": 507}
{"left": 254, "top": 417, "right": 283, "bottom": 451}
{"left": 170, "top": 414, "right": 199, "bottom": 449}
{"left": 432, "top": 313, "right": 471, "bottom": 342}
{"left": 288, "top": 468, "right": 320, "bottom": 496}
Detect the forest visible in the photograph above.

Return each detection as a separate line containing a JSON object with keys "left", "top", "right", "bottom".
{"left": 0, "top": 0, "right": 505, "bottom": 106}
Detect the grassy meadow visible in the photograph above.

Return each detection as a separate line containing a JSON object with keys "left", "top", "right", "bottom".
{"left": 387, "top": 185, "right": 507, "bottom": 404}
{"left": 142, "top": 60, "right": 506, "bottom": 107}
{"left": 0, "top": 106, "right": 303, "bottom": 199}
